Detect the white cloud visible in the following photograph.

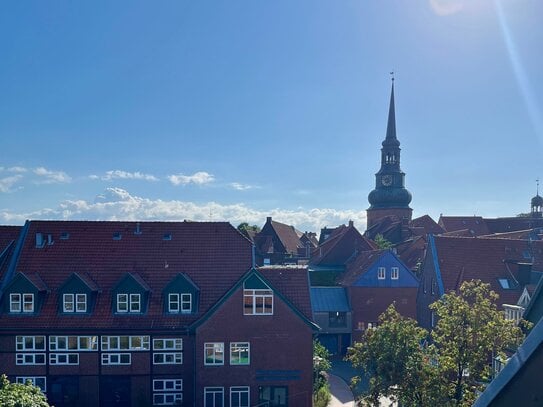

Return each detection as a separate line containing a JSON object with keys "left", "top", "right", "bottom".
{"left": 429, "top": 0, "right": 463, "bottom": 16}
{"left": 8, "top": 166, "right": 28, "bottom": 173}
{"left": 33, "top": 167, "right": 72, "bottom": 184}
{"left": 229, "top": 182, "right": 256, "bottom": 191}
{"left": 0, "top": 175, "right": 23, "bottom": 193}
{"left": 168, "top": 171, "right": 215, "bottom": 186}
{"left": 93, "top": 170, "right": 159, "bottom": 182}
{"left": 0, "top": 187, "right": 367, "bottom": 231}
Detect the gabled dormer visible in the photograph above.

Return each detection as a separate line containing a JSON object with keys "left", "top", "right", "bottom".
{"left": 58, "top": 273, "right": 100, "bottom": 315}
{"left": 2, "top": 272, "right": 48, "bottom": 315}
{"left": 243, "top": 274, "right": 274, "bottom": 315}
{"left": 112, "top": 273, "right": 150, "bottom": 315}
{"left": 163, "top": 273, "right": 200, "bottom": 314}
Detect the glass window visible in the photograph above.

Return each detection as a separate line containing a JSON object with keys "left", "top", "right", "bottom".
{"left": 243, "top": 290, "right": 273, "bottom": 315}
{"left": 230, "top": 342, "right": 250, "bottom": 365}
{"left": 377, "top": 267, "right": 386, "bottom": 280}
{"left": 181, "top": 293, "right": 192, "bottom": 313}
{"left": 153, "top": 338, "right": 183, "bottom": 351}
{"left": 153, "top": 353, "right": 183, "bottom": 364}
{"left": 391, "top": 267, "right": 399, "bottom": 280}
{"left": 329, "top": 312, "right": 347, "bottom": 327}
{"left": 230, "top": 386, "right": 249, "bottom": 407}
{"left": 10, "top": 293, "right": 34, "bottom": 313}
{"left": 101, "top": 353, "right": 131, "bottom": 365}
{"left": 16, "top": 336, "right": 45, "bottom": 351}
{"left": 117, "top": 294, "right": 140, "bottom": 313}
{"left": 204, "top": 387, "right": 224, "bottom": 407}
{"left": 259, "top": 386, "right": 288, "bottom": 407}
{"left": 204, "top": 343, "right": 224, "bottom": 365}
{"left": 168, "top": 293, "right": 180, "bottom": 313}
{"left": 16, "top": 377, "right": 46, "bottom": 393}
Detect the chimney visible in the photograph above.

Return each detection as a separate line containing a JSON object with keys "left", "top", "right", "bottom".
{"left": 266, "top": 217, "right": 272, "bottom": 223}
{"left": 348, "top": 220, "right": 354, "bottom": 227}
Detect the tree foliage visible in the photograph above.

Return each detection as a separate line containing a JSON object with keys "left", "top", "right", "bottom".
{"left": 347, "top": 280, "right": 527, "bottom": 407}
{"left": 236, "top": 222, "right": 261, "bottom": 237}
{"left": 430, "top": 280, "right": 525, "bottom": 405}
{"left": 373, "top": 234, "right": 393, "bottom": 250}
{"left": 313, "top": 340, "right": 332, "bottom": 407}
{"left": 346, "top": 304, "right": 443, "bottom": 406}
{"left": 0, "top": 375, "right": 50, "bottom": 407}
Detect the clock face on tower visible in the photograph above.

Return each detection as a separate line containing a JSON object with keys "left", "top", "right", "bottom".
{"left": 381, "top": 175, "right": 393, "bottom": 186}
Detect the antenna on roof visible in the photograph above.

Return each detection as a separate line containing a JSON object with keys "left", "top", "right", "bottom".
{"left": 537, "top": 178, "right": 540, "bottom": 195}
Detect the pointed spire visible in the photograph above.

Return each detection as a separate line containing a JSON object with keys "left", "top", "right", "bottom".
{"left": 383, "top": 74, "right": 399, "bottom": 146}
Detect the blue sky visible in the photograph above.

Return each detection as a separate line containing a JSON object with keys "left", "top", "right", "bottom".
{"left": 1, "top": 0, "right": 542, "bottom": 232}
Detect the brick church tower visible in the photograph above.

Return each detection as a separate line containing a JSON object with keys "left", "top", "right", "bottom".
{"left": 367, "top": 79, "right": 413, "bottom": 229}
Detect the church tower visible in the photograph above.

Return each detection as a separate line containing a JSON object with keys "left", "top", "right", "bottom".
{"left": 367, "top": 79, "right": 413, "bottom": 229}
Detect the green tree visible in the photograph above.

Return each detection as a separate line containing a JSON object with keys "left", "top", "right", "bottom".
{"left": 0, "top": 374, "right": 50, "bottom": 407}
{"left": 346, "top": 304, "right": 443, "bottom": 406}
{"left": 236, "top": 222, "right": 261, "bottom": 238}
{"left": 313, "top": 340, "right": 332, "bottom": 407}
{"left": 430, "top": 280, "right": 525, "bottom": 406}
{"left": 373, "top": 234, "right": 393, "bottom": 250}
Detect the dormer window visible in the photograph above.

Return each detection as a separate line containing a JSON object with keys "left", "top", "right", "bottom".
{"left": 243, "top": 274, "right": 274, "bottom": 316}
{"left": 63, "top": 294, "right": 87, "bottom": 313}
{"left": 168, "top": 293, "right": 192, "bottom": 313}
{"left": 10, "top": 293, "right": 34, "bottom": 313}
{"left": 117, "top": 293, "right": 141, "bottom": 313}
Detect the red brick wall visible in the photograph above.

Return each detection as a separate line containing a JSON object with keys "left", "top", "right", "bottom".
{"left": 196, "top": 288, "right": 314, "bottom": 407}
{"left": 349, "top": 286, "right": 417, "bottom": 342}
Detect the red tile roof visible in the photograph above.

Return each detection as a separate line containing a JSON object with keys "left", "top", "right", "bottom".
{"left": 1, "top": 220, "right": 253, "bottom": 330}
{"left": 0, "top": 226, "right": 23, "bottom": 281}
{"left": 438, "top": 216, "right": 490, "bottom": 236}
{"left": 338, "top": 249, "right": 386, "bottom": 286}
{"left": 259, "top": 265, "right": 313, "bottom": 320}
{"left": 395, "top": 235, "right": 428, "bottom": 271}
{"left": 432, "top": 236, "right": 543, "bottom": 306}
{"left": 310, "top": 224, "right": 376, "bottom": 266}
{"left": 410, "top": 215, "right": 444, "bottom": 235}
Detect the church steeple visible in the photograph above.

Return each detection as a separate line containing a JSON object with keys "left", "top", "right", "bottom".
{"left": 367, "top": 78, "right": 413, "bottom": 229}
{"left": 384, "top": 79, "right": 399, "bottom": 146}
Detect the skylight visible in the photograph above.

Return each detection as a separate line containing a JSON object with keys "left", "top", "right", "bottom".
{"left": 498, "top": 278, "right": 511, "bottom": 289}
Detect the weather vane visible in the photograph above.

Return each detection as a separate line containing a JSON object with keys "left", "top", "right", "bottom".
{"left": 390, "top": 71, "right": 395, "bottom": 82}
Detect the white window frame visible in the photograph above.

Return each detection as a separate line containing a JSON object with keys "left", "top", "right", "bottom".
{"left": 101, "top": 335, "right": 150, "bottom": 351}
{"left": 117, "top": 293, "right": 141, "bottom": 313}
{"left": 378, "top": 267, "right": 386, "bottom": 280}
{"left": 230, "top": 386, "right": 250, "bottom": 407}
{"left": 63, "top": 294, "right": 87, "bottom": 313}
{"left": 10, "top": 293, "right": 21, "bottom": 312}
{"left": 153, "top": 338, "right": 183, "bottom": 351}
{"left": 49, "top": 353, "right": 79, "bottom": 365}
{"left": 204, "top": 342, "right": 224, "bottom": 366}
{"left": 243, "top": 289, "right": 273, "bottom": 315}
{"left": 130, "top": 293, "right": 141, "bottom": 312}
{"left": 181, "top": 293, "right": 192, "bottom": 313}
{"left": 49, "top": 335, "right": 98, "bottom": 351}
{"left": 230, "top": 342, "right": 250, "bottom": 365}
{"left": 153, "top": 352, "right": 183, "bottom": 365}
{"left": 16, "top": 336, "right": 46, "bottom": 351}
{"left": 16, "top": 353, "right": 46, "bottom": 365}
{"left": 101, "top": 353, "right": 131, "bottom": 365}
{"left": 153, "top": 379, "right": 183, "bottom": 391}
{"left": 154, "top": 393, "right": 183, "bottom": 405}
{"left": 10, "top": 293, "right": 34, "bottom": 313}
{"left": 16, "top": 377, "right": 46, "bottom": 393}
{"left": 204, "top": 387, "right": 224, "bottom": 407}
{"left": 168, "top": 293, "right": 180, "bottom": 313}
{"left": 391, "top": 267, "right": 399, "bottom": 280}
